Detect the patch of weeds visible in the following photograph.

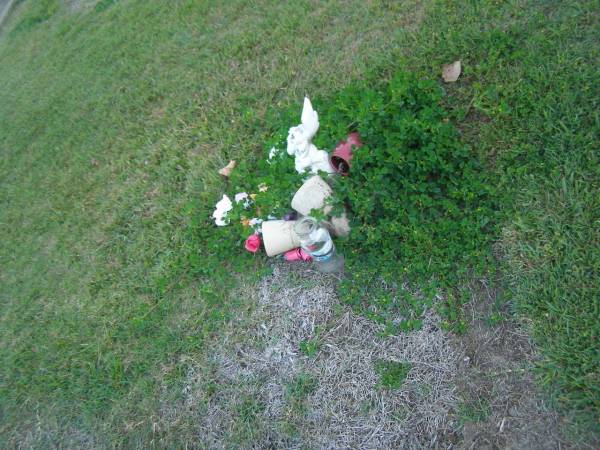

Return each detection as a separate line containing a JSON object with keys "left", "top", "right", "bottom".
{"left": 391, "top": 405, "right": 410, "bottom": 422}
{"left": 236, "top": 395, "right": 265, "bottom": 423}
{"left": 359, "top": 399, "right": 375, "bottom": 415}
{"left": 374, "top": 360, "right": 411, "bottom": 390}
{"left": 485, "top": 311, "right": 504, "bottom": 327}
{"left": 415, "top": 382, "right": 432, "bottom": 399}
{"left": 278, "top": 420, "right": 299, "bottom": 440}
{"left": 457, "top": 397, "right": 491, "bottom": 425}
{"left": 203, "top": 380, "right": 218, "bottom": 399}
{"left": 203, "top": 72, "right": 497, "bottom": 332}
{"left": 230, "top": 394, "right": 266, "bottom": 446}
{"left": 437, "top": 289, "right": 469, "bottom": 334}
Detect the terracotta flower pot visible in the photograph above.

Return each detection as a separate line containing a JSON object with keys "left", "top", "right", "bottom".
{"left": 329, "top": 132, "right": 362, "bottom": 176}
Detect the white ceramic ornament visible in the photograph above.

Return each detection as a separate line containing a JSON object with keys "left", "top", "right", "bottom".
{"left": 286, "top": 97, "right": 334, "bottom": 175}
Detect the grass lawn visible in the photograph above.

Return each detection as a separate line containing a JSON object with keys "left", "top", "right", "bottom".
{"left": 0, "top": 0, "right": 598, "bottom": 447}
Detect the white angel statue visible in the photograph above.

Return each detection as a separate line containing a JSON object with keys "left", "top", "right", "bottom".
{"left": 287, "top": 97, "right": 334, "bottom": 175}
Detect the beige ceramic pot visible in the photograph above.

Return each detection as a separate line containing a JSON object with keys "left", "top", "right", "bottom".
{"left": 291, "top": 175, "right": 333, "bottom": 216}
{"left": 291, "top": 175, "right": 350, "bottom": 237}
{"left": 262, "top": 220, "right": 301, "bottom": 257}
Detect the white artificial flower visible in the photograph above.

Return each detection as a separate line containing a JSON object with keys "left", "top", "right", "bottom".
{"left": 212, "top": 194, "right": 232, "bottom": 226}
{"left": 234, "top": 192, "right": 247, "bottom": 203}
{"left": 268, "top": 146, "right": 281, "bottom": 161}
{"left": 234, "top": 192, "right": 250, "bottom": 208}
{"left": 249, "top": 218, "right": 263, "bottom": 234}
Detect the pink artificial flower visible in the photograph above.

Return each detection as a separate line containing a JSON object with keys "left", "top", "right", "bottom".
{"left": 244, "top": 234, "right": 261, "bottom": 253}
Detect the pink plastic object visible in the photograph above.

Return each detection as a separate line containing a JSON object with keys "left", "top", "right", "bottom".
{"left": 284, "top": 248, "right": 312, "bottom": 262}
{"left": 330, "top": 132, "right": 362, "bottom": 176}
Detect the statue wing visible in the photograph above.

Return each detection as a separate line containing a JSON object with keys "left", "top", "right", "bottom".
{"left": 301, "top": 97, "right": 319, "bottom": 140}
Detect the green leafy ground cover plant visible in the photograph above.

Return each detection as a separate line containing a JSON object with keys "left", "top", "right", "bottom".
{"left": 208, "top": 72, "right": 497, "bottom": 333}
{"left": 320, "top": 73, "right": 497, "bottom": 332}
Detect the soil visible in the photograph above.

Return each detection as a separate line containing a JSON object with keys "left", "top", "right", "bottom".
{"left": 450, "top": 280, "right": 571, "bottom": 449}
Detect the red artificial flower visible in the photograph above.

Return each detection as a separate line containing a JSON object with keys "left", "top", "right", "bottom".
{"left": 244, "top": 234, "right": 261, "bottom": 253}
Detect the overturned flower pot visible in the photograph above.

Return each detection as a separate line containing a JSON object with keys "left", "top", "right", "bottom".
{"left": 291, "top": 175, "right": 333, "bottom": 216}
{"left": 291, "top": 175, "right": 350, "bottom": 237}
{"left": 330, "top": 131, "right": 361, "bottom": 176}
{"left": 262, "top": 220, "right": 301, "bottom": 257}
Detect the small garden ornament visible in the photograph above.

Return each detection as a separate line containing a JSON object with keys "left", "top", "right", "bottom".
{"left": 287, "top": 97, "right": 335, "bottom": 175}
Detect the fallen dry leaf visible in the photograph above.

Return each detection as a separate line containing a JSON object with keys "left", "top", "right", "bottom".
{"left": 442, "top": 60, "right": 461, "bottom": 83}
{"left": 218, "top": 160, "right": 236, "bottom": 177}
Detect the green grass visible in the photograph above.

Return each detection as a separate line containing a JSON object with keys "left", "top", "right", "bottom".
{"left": 432, "top": 1, "right": 600, "bottom": 429}
{"left": 0, "top": 0, "right": 598, "bottom": 446}
{"left": 374, "top": 360, "right": 411, "bottom": 390}
{"left": 457, "top": 397, "right": 492, "bottom": 425}
{"left": 0, "top": 1, "right": 425, "bottom": 445}
{"left": 284, "top": 373, "right": 318, "bottom": 411}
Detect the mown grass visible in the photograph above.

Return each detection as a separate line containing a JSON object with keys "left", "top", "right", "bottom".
{"left": 431, "top": 1, "right": 600, "bottom": 430}
{"left": 0, "top": 0, "right": 598, "bottom": 446}
{"left": 0, "top": 0, "right": 425, "bottom": 446}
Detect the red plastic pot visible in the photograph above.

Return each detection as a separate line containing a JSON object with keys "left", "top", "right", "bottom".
{"left": 330, "top": 132, "right": 361, "bottom": 176}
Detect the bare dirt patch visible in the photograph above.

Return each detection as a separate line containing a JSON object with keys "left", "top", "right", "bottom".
{"left": 451, "top": 280, "right": 589, "bottom": 449}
